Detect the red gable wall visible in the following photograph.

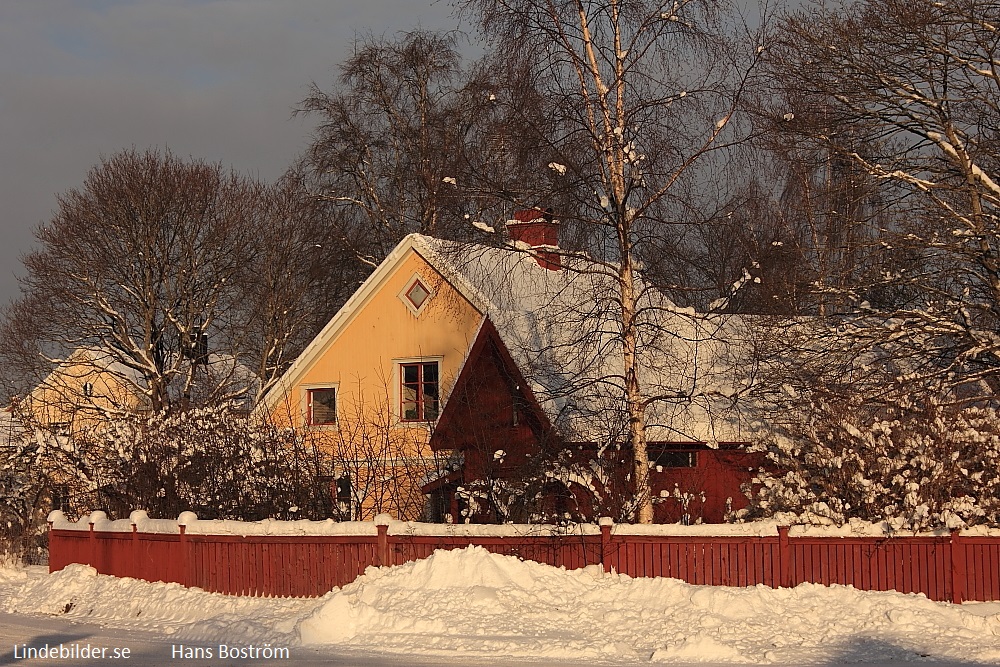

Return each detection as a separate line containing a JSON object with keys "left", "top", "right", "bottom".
{"left": 429, "top": 319, "right": 763, "bottom": 524}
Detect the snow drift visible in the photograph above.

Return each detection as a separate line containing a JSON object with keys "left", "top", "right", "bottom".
{"left": 296, "top": 545, "right": 1000, "bottom": 663}
{"left": 5, "top": 547, "right": 1000, "bottom": 663}
{"left": 5, "top": 564, "right": 308, "bottom": 645}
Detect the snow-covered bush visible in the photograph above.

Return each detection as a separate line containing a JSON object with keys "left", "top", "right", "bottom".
{"left": 0, "top": 406, "right": 65, "bottom": 564}
{"left": 453, "top": 446, "right": 645, "bottom": 525}
{"left": 0, "top": 403, "right": 337, "bottom": 533}
{"left": 0, "top": 451, "right": 50, "bottom": 565}
{"left": 453, "top": 452, "right": 587, "bottom": 525}
{"left": 741, "top": 393, "right": 1000, "bottom": 530}
{"left": 77, "top": 404, "right": 334, "bottom": 521}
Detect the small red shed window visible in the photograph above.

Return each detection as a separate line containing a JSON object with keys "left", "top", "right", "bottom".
{"left": 650, "top": 450, "right": 698, "bottom": 468}
{"left": 401, "top": 362, "right": 439, "bottom": 421}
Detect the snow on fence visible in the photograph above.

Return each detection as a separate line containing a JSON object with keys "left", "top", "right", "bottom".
{"left": 47, "top": 510, "right": 1000, "bottom": 602}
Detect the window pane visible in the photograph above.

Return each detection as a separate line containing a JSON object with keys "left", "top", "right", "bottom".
{"left": 422, "top": 362, "right": 438, "bottom": 383}
{"left": 400, "top": 361, "right": 439, "bottom": 421}
{"left": 310, "top": 388, "right": 337, "bottom": 425}
{"left": 424, "top": 362, "right": 438, "bottom": 419}
{"left": 406, "top": 280, "right": 430, "bottom": 309}
{"left": 650, "top": 450, "right": 698, "bottom": 468}
{"left": 422, "top": 379, "right": 439, "bottom": 400}
{"left": 403, "top": 364, "right": 419, "bottom": 384}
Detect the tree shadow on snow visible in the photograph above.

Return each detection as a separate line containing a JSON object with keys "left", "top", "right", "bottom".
{"left": 819, "top": 635, "right": 997, "bottom": 667}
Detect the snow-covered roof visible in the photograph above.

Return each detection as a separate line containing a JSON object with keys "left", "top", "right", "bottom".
{"left": 412, "top": 235, "right": 766, "bottom": 444}
{"left": 35, "top": 347, "right": 259, "bottom": 411}
{"left": 261, "top": 232, "right": 767, "bottom": 444}
{"left": 64, "top": 347, "right": 150, "bottom": 389}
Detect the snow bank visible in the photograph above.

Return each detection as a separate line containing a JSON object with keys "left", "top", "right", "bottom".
{"left": 296, "top": 545, "right": 1000, "bottom": 663}
{"left": 0, "top": 565, "right": 31, "bottom": 608}
{"left": 0, "top": 565, "right": 29, "bottom": 585}
{"left": 4, "top": 564, "right": 318, "bottom": 645}
{"left": 6, "top": 549, "right": 1000, "bottom": 663}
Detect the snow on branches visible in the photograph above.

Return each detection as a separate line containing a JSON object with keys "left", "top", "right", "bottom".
{"left": 742, "top": 393, "right": 1000, "bottom": 531}
{"left": 3, "top": 404, "right": 334, "bottom": 527}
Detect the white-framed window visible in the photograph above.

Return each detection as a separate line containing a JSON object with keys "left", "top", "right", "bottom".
{"left": 398, "top": 273, "right": 434, "bottom": 316}
{"left": 305, "top": 386, "right": 338, "bottom": 426}
{"left": 397, "top": 359, "right": 440, "bottom": 422}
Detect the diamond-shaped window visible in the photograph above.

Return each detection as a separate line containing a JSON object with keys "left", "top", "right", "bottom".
{"left": 405, "top": 279, "right": 431, "bottom": 310}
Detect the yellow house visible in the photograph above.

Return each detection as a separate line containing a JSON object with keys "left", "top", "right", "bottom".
{"left": 21, "top": 347, "right": 151, "bottom": 434}
{"left": 259, "top": 234, "right": 490, "bottom": 520}
{"left": 260, "top": 211, "right": 759, "bottom": 523}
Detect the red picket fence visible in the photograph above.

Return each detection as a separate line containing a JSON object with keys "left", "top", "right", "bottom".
{"left": 49, "top": 522, "right": 1000, "bottom": 603}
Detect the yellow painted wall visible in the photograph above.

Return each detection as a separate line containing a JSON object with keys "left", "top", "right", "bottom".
{"left": 25, "top": 351, "right": 149, "bottom": 433}
{"left": 268, "top": 248, "right": 485, "bottom": 520}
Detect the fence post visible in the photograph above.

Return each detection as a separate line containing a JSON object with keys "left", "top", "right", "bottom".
{"left": 179, "top": 524, "right": 188, "bottom": 587}
{"left": 375, "top": 514, "right": 391, "bottom": 567}
{"left": 86, "top": 511, "right": 107, "bottom": 572}
{"left": 951, "top": 529, "right": 965, "bottom": 604}
{"left": 177, "top": 512, "right": 197, "bottom": 589}
{"left": 47, "top": 518, "right": 54, "bottom": 574}
{"left": 599, "top": 517, "right": 614, "bottom": 573}
{"left": 131, "top": 523, "right": 138, "bottom": 579}
{"left": 128, "top": 510, "right": 146, "bottom": 581}
{"left": 778, "top": 525, "right": 791, "bottom": 589}
{"left": 88, "top": 515, "right": 97, "bottom": 569}
{"left": 49, "top": 521, "right": 55, "bottom": 574}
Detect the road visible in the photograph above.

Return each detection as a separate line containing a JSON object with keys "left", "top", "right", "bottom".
{"left": 0, "top": 611, "right": 989, "bottom": 667}
{"left": 0, "top": 612, "right": 499, "bottom": 667}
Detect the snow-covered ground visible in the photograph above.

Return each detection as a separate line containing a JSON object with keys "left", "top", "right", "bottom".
{"left": 3, "top": 546, "right": 1000, "bottom": 665}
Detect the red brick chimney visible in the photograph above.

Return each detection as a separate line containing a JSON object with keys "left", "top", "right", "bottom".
{"left": 506, "top": 208, "right": 561, "bottom": 270}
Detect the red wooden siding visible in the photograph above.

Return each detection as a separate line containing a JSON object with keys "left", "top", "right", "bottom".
{"left": 50, "top": 523, "right": 997, "bottom": 603}
{"left": 651, "top": 447, "right": 766, "bottom": 523}
{"left": 428, "top": 320, "right": 765, "bottom": 525}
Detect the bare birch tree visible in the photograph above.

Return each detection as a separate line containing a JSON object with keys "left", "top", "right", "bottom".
{"left": 297, "top": 30, "right": 482, "bottom": 269}
{"left": 455, "top": 0, "right": 767, "bottom": 521}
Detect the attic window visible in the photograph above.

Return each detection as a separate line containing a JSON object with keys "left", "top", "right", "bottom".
{"left": 406, "top": 280, "right": 430, "bottom": 309}
{"left": 399, "top": 274, "right": 433, "bottom": 315}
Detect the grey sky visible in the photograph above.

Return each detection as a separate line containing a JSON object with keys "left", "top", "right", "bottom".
{"left": 0, "top": 0, "right": 462, "bottom": 304}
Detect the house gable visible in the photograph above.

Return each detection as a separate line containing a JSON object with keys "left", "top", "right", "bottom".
{"left": 431, "top": 317, "right": 553, "bottom": 459}
{"left": 262, "top": 236, "right": 486, "bottom": 430}
{"left": 26, "top": 348, "right": 150, "bottom": 430}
